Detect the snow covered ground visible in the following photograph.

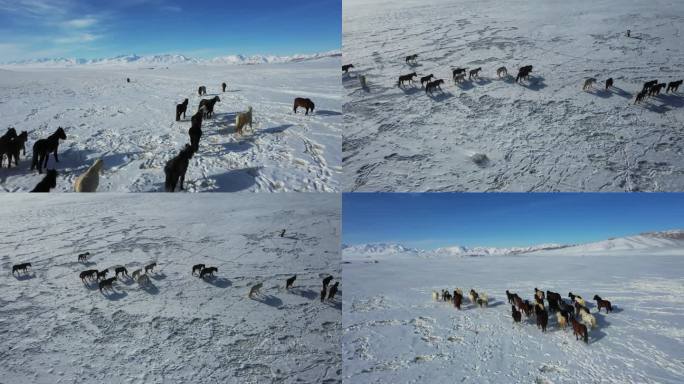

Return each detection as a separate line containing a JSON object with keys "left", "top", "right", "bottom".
{"left": 0, "top": 194, "right": 341, "bottom": 383}
{"left": 342, "top": 231, "right": 684, "bottom": 383}
{"left": 342, "top": 0, "right": 684, "bottom": 192}
{"left": 0, "top": 56, "right": 341, "bottom": 192}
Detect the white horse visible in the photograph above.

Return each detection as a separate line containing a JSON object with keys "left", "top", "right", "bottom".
{"left": 556, "top": 312, "right": 567, "bottom": 330}
{"left": 74, "top": 158, "right": 103, "bottom": 192}
{"left": 581, "top": 311, "right": 597, "bottom": 329}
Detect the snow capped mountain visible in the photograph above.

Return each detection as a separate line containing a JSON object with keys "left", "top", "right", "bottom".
{"left": 342, "top": 230, "right": 684, "bottom": 260}
{"left": 2, "top": 50, "right": 341, "bottom": 67}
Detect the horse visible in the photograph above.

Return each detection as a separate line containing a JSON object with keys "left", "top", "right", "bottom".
{"left": 79, "top": 269, "right": 98, "bottom": 282}
{"left": 520, "top": 300, "right": 533, "bottom": 317}
{"left": 99, "top": 277, "right": 117, "bottom": 292}
{"left": 115, "top": 266, "right": 128, "bottom": 278}
{"left": 571, "top": 318, "right": 588, "bottom": 343}
{"left": 192, "top": 264, "right": 205, "bottom": 275}
{"left": 512, "top": 305, "right": 522, "bottom": 323}
{"left": 634, "top": 90, "right": 647, "bottom": 104}
{"left": 405, "top": 54, "right": 418, "bottom": 64}
{"left": 97, "top": 269, "right": 109, "bottom": 280}
{"left": 583, "top": 78, "right": 597, "bottom": 90}
{"left": 432, "top": 290, "right": 440, "bottom": 301}
{"left": 575, "top": 301, "right": 590, "bottom": 317}
{"left": 516, "top": 65, "right": 533, "bottom": 83}
{"left": 286, "top": 274, "right": 296, "bottom": 289}
{"left": 30, "top": 169, "right": 58, "bottom": 192}
{"left": 0, "top": 128, "right": 17, "bottom": 167}
{"left": 198, "top": 96, "right": 220, "bottom": 118}
{"left": 164, "top": 144, "right": 195, "bottom": 192}
{"left": 293, "top": 98, "right": 314, "bottom": 115}
{"left": 468, "top": 289, "right": 479, "bottom": 304}
{"left": 534, "top": 288, "right": 545, "bottom": 300}
{"left": 666, "top": 80, "right": 682, "bottom": 93}
{"left": 496, "top": 66, "right": 507, "bottom": 78}
{"left": 235, "top": 106, "right": 254, "bottom": 135}
{"left": 145, "top": 262, "right": 156, "bottom": 273}
{"left": 222, "top": 82, "right": 227, "bottom": 92}
{"left": 453, "top": 290, "right": 463, "bottom": 309}
{"left": 249, "top": 282, "right": 263, "bottom": 298}
{"left": 342, "top": 64, "right": 354, "bottom": 73}
{"left": 556, "top": 311, "right": 567, "bottom": 330}
{"left": 320, "top": 287, "right": 326, "bottom": 302}
{"left": 505, "top": 290, "right": 515, "bottom": 304}
{"left": 78, "top": 252, "right": 90, "bottom": 262}
{"left": 420, "top": 74, "right": 435, "bottom": 87}
{"left": 535, "top": 304, "right": 548, "bottom": 332}
{"left": 1, "top": 131, "right": 28, "bottom": 168}
{"left": 198, "top": 86, "right": 207, "bottom": 96}
{"left": 322, "top": 275, "right": 333, "bottom": 289}
{"left": 137, "top": 274, "right": 151, "bottom": 286}
{"left": 31, "top": 127, "right": 67, "bottom": 174}
{"left": 581, "top": 311, "right": 597, "bottom": 329}
{"left": 199, "top": 267, "right": 217, "bottom": 279}
{"left": 605, "top": 78, "right": 614, "bottom": 90}
{"left": 12, "top": 263, "right": 32, "bottom": 275}
{"left": 593, "top": 295, "right": 613, "bottom": 313}
{"left": 476, "top": 293, "right": 489, "bottom": 308}
{"left": 73, "top": 159, "right": 103, "bottom": 192}
{"left": 425, "top": 79, "right": 444, "bottom": 95}
{"left": 328, "top": 282, "right": 339, "bottom": 300}
{"left": 397, "top": 72, "right": 417, "bottom": 87}
{"left": 468, "top": 67, "right": 482, "bottom": 80}
{"left": 176, "top": 98, "right": 189, "bottom": 121}
{"left": 189, "top": 108, "right": 204, "bottom": 152}
{"left": 453, "top": 73, "right": 466, "bottom": 83}
{"left": 127, "top": 78, "right": 130, "bottom": 83}
{"left": 131, "top": 269, "right": 143, "bottom": 281}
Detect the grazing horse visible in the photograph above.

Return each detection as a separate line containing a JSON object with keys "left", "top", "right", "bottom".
{"left": 115, "top": 266, "right": 128, "bottom": 278}
{"left": 293, "top": 98, "right": 315, "bottom": 115}
{"left": 286, "top": 274, "right": 296, "bottom": 289}
{"left": 605, "top": 78, "right": 614, "bottom": 90}
{"left": 583, "top": 78, "right": 597, "bottom": 90}
{"left": 510, "top": 305, "right": 522, "bottom": 323}
{"left": 198, "top": 86, "right": 207, "bottom": 96}
{"left": 12, "top": 263, "right": 32, "bottom": 275}
{"left": 666, "top": 80, "right": 682, "bottom": 93}
{"left": 222, "top": 82, "right": 227, "bottom": 92}
{"left": 97, "top": 269, "right": 109, "bottom": 280}
{"left": 176, "top": 98, "right": 189, "bottom": 121}
{"left": 571, "top": 318, "right": 588, "bottom": 343}
{"left": 468, "top": 67, "right": 482, "bottom": 80}
{"left": 199, "top": 267, "right": 217, "bottom": 279}
{"left": 164, "top": 144, "right": 195, "bottom": 192}
{"left": 30, "top": 169, "right": 58, "bottom": 192}
{"left": 192, "top": 264, "right": 205, "bottom": 275}
{"left": 496, "top": 66, "right": 507, "bottom": 78}
{"left": 405, "top": 54, "right": 418, "bottom": 64}
{"left": 420, "top": 74, "right": 435, "bottom": 87}
{"left": 342, "top": 64, "right": 354, "bottom": 73}
{"left": 328, "top": 282, "right": 339, "bottom": 300}
{"left": 78, "top": 252, "right": 90, "bottom": 262}
{"left": 593, "top": 295, "right": 613, "bottom": 313}
{"left": 31, "top": 127, "right": 67, "bottom": 174}
{"left": 99, "top": 277, "right": 117, "bottom": 292}
{"left": 397, "top": 72, "right": 417, "bottom": 87}
{"left": 249, "top": 282, "right": 263, "bottom": 298}
{"left": 535, "top": 304, "right": 548, "bottom": 332}
{"left": 79, "top": 269, "right": 98, "bottom": 282}
{"left": 425, "top": 79, "right": 444, "bottom": 95}
{"left": 145, "top": 262, "right": 156, "bottom": 274}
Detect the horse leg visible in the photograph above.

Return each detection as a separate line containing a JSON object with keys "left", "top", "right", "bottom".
{"left": 179, "top": 173, "right": 185, "bottom": 190}
{"left": 54, "top": 149, "right": 59, "bottom": 163}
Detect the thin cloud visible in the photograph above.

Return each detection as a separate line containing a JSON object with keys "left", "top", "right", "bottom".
{"left": 62, "top": 17, "right": 98, "bottom": 28}
{"left": 55, "top": 33, "right": 100, "bottom": 44}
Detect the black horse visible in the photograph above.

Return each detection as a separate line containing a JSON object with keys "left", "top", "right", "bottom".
{"left": 31, "top": 127, "right": 66, "bottom": 173}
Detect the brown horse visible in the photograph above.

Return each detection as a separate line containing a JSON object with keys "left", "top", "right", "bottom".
{"left": 397, "top": 72, "right": 417, "bottom": 87}
{"left": 425, "top": 79, "right": 444, "bottom": 95}
{"left": 512, "top": 305, "right": 522, "bottom": 323}
{"left": 520, "top": 300, "right": 533, "bottom": 317}
{"left": 593, "top": 295, "right": 613, "bottom": 313}
{"left": 535, "top": 304, "right": 548, "bottom": 332}
{"left": 453, "top": 290, "right": 462, "bottom": 309}
{"left": 293, "top": 98, "right": 315, "bottom": 115}
{"left": 79, "top": 269, "right": 98, "bottom": 283}
{"left": 571, "top": 318, "right": 588, "bottom": 343}
{"left": 420, "top": 74, "right": 435, "bottom": 87}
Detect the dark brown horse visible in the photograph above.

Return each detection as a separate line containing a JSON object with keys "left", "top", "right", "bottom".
{"left": 397, "top": 72, "right": 417, "bottom": 87}
{"left": 535, "top": 304, "right": 548, "bottom": 332}
{"left": 666, "top": 80, "right": 682, "bottom": 93}
{"left": 31, "top": 127, "right": 67, "bottom": 174}
{"left": 593, "top": 295, "right": 613, "bottom": 313}
{"left": 420, "top": 74, "right": 435, "bottom": 87}
{"left": 571, "top": 318, "right": 588, "bottom": 343}
{"left": 453, "top": 290, "right": 462, "bottom": 309}
{"left": 293, "top": 98, "right": 315, "bottom": 115}
{"left": 2, "top": 131, "right": 28, "bottom": 168}
{"left": 145, "top": 262, "right": 157, "bottom": 273}
{"left": 99, "top": 277, "right": 117, "bottom": 292}
{"left": 505, "top": 290, "right": 515, "bottom": 304}
{"left": 286, "top": 274, "right": 296, "bottom": 289}
{"left": 176, "top": 98, "right": 189, "bottom": 121}
{"left": 512, "top": 305, "right": 522, "bottom": 323}
{"left": 192, "top": 264, "right": 205, "bottom": 275}
{"left": 79, "top": 269, "right": 98, "bottom": 282}
{"left": 425, "top": 79, "right": 444, "bottom": 95}
{"left": 605, "top": 78, "right": 614, "bottom": 90}
{"left": 30, "top": 169, "right": 58, "bottom": 192}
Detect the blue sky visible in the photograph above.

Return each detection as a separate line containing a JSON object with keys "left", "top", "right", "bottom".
{"left": 343, "top": 193, "right": 684, "bottom": 249}
{"left": 0, "top": 0, "right": 340, "bottom": 61}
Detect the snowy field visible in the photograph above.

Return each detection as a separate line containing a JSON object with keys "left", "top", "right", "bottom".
{"left": 342, "top": 232, "right": 684, "bottom": 383}
{"left": 0, "top": 56, "right": 341, "bottom": 192}
{"left": 0, "top": 194, "right": 341, "bottom": 383}
{"left": 342, "top": 0, "right": 684, "bottom": 192}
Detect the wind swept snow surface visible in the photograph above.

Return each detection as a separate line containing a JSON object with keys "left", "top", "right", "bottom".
{"left": 342, "top": 0, "right": 684, "bottom": 192}
{"left": 342, "top": 237, "right": 684, "bottom": 383}
{"left": 0, "top": 58, "right": 341, "bottom": 192}
{"left": 0, "top": 194, "right": 341, "bottom": 383}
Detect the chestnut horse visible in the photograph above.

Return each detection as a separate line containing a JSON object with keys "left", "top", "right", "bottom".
{"left": 593, "top": 295, "right": 613, "bottom": 313}
{"left": 571, "top": 318, "right": 588, "bottom": 343}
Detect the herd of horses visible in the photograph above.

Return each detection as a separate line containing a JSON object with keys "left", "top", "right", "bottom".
{"left": 432, "top": 285, "right": 614, "bottom": 345}
{"left": 0, "top": 78, "right": 318, "bottom": 192}
{"left": 10, "top": 233, "right": 340, "bottom": 304}
{"left": 342, "top": 55, "right": 683, "bottom": 103}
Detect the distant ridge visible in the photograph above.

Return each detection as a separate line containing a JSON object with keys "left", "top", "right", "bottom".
{"left": 1, "top": 50, "right": 341, "bottom": 67}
